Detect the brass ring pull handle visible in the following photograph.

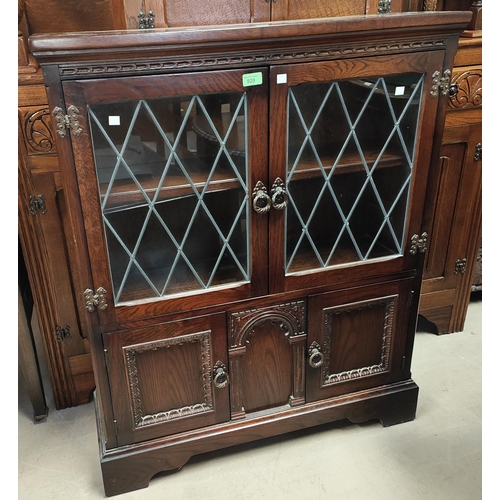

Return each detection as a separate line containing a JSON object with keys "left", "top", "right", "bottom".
{"left": 271, "top": 177, "right": 288, "bottom": 210}
{"left": 252, "top": 181, "right": 271, "bottom": 214}
{"left": 213, "top": 362, "right": 229, "bottom": 389}
{"left": 308, "top": 342, "right": 324, "bottom": 369}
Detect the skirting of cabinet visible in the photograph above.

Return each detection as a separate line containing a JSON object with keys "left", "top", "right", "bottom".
{"left": 97, "top": 379, "right": 418, "bottom": 497}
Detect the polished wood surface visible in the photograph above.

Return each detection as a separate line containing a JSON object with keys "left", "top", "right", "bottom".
{"left": 24, "top": 6, "right": 471, "bottom": 497}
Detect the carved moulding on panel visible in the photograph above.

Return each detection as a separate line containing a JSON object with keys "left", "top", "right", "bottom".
{"left": 20, "top": 107, "right": 56, "bottom": 155}
{"left": 124, "top": 331, "right": 214, "bottom": 428}
{"left": 321, "top": 295, "right": 397, "bottom": 387}
{"left": 57, "top": 38, "right": 446, "bottom": 79}
{"left": 449, "top": 69, "right": 482, "bottom": 109}
{"left": 229, "top": 300, "right": 306, "bottom": 348}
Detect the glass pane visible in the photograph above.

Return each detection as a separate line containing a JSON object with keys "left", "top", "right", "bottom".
{"left": 88, "top": 92, "right": 249, "bottom": 304}
{"left": 286, "top": 74, "right": 423, "bottom": 273}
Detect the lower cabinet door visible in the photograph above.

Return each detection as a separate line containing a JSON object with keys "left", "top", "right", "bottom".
{"left": 306, "top": 279, "right": 413, "bottom": 402}
{"left": 104, "top": 313, "right": 230, "bottom": 446}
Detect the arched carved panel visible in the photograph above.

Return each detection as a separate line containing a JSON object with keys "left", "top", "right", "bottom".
{"left": 228, "top": 301, "right": 306, "bottom": 418}
{"left": 449, "top": 69, "right": 482, "bottom": 109}
{"left": 229, "top": 300, "right": 306, "bottom": 348}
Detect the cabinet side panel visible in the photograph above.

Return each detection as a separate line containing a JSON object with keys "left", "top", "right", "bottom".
{"left": 423, "top": 143, "right": 465, "bottom": 280}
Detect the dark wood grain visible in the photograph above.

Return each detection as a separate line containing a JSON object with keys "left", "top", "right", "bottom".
{"left": 28, "top": 11, "right": 471, "bottom": 496}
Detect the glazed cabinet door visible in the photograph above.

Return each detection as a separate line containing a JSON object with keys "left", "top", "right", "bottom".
{"left": 268, "top": 51, "right": 445, "bottom": 293}
{"left": 61, "top": 68, "right": 269, "bottom": 325}
{"left": 306, "top": 278, "right": 414, "bottom": 402}
{"left": 104, "top": 313, "right": 229, "bottom": 445}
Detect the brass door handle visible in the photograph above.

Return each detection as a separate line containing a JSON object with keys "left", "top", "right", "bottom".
{"left": 252, "top": 181, "right": 271, "bottom": 214}
{"left": 308, "top": 342, "right": 324, "bottom": 368}
{"left": 213, "top": 362, "right": 229, "bottom": 389}
{"left": 271, "top": 177, "right": 288, "bottom": 210}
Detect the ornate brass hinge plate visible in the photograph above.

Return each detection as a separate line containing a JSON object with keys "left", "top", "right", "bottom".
{"left": 454, "top": 258, "right": 467, "bottom": 274}
{"left": 53, "top": 105, "right": 82, "bottom": 137}
{"left": 84, "top": 287, "right": 108, "bottom": 312}
{"left": 430, "top": 69, "right": 451, "bottom": 98}
{"left": 409, "top": 232, "right": 428, "bottom": 255}
{"left": 474, "top": 143, "right": 482, "bottom": 161}
{"left": 29, "top": 194, "right": 46, "bottom": 215}
{"left": 55, "top": 324, "right": 71, "bottom": 342}
{"left": 378, "top": 0, "right": 392, "bottom": 14}
{"left": 138, "top": 10, "right": 155, "bottom": 29}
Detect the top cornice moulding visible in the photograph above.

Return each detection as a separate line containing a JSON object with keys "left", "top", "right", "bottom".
{"left": 29, "top": 12, "right": 472, "bottom": 64}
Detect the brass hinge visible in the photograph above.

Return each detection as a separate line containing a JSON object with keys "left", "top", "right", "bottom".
{"left": 474, "top": 143, "right": 482, "bottom": 161}
{"left": 430, "top": 69, "right": 451, "bottom": 98}
{"left": 378, "top": 0, "right": 392, "bottom": 14}
{"left": 104, "top": 348, "right": 109, "bottom": 368}
{"left": 401, "top": 356, "right": 407, "bottom": 371}
{"left": 29, "top": 194, "right": 46, "bottom": 215}
{"left": 84, "top": 287, "right": 108, "bottom": 312}
{"left": 53, "top": 105, "right": 82, "bottom": 137}
{"left": 138, "top": 10, "right": 155, "bottom": 29}
{"left": 409, "top": 232, "right": 428, "bottom": 255}
{"left": 454, "top": 258, "right": 467, "bottom": 274}
{"left": 55, "top": 324, "right": 71, "bottom": 342}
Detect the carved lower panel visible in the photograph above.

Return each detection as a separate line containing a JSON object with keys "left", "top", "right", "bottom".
{"left": 321, "top": 296, "right": 397, "bottom": 387}
{"left": 124, "top": 331, "right": 214, "bottom": 428}
{"left": 228, "top": 301, "right": 306, "bottom": 418}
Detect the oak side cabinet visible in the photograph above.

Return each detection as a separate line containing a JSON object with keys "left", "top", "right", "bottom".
{"left": 419, "top": 26, "right": 482, "bottom": 333}
{"left": 29, "top": 10, "right": 470, "bottom": 497}
{"left": 18, "top": 17, "right": 96, "bottom": 409}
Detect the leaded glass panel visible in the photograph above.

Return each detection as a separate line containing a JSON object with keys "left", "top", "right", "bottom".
{"left": 88, "top": 92, "right": 249, "bottom": 304}
{"left": 286, "top": 74, "right": 423, "bottom": 273}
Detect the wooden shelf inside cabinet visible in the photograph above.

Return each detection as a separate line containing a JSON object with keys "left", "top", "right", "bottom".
{"left": 100, "top": 165, "right": 243, "bottom": 214}
{"left": 98, "top": 150, "right": 245, "bottom": 213}
{"left": 289, "top": 149, "right": 404, "bottom": 180}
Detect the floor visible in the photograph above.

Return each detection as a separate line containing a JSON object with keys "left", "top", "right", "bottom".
{"left": 18, "top": 295, "right": 482, "bottom": 500}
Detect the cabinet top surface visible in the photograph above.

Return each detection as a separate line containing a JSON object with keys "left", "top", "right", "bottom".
{"left": 30, "top": 12, "right": 471, "bottom": 65}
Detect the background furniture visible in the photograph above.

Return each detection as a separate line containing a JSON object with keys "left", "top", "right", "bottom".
{"left": 18, "top": 4, "right": 96, "bottom": 409}
{"left": 418, "top": 0, "right": 482, "bottom": 333}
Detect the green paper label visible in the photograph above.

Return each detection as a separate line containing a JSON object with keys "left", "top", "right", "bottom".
{"left": 242, "top": 72, "right": 263, "bottom": 87}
